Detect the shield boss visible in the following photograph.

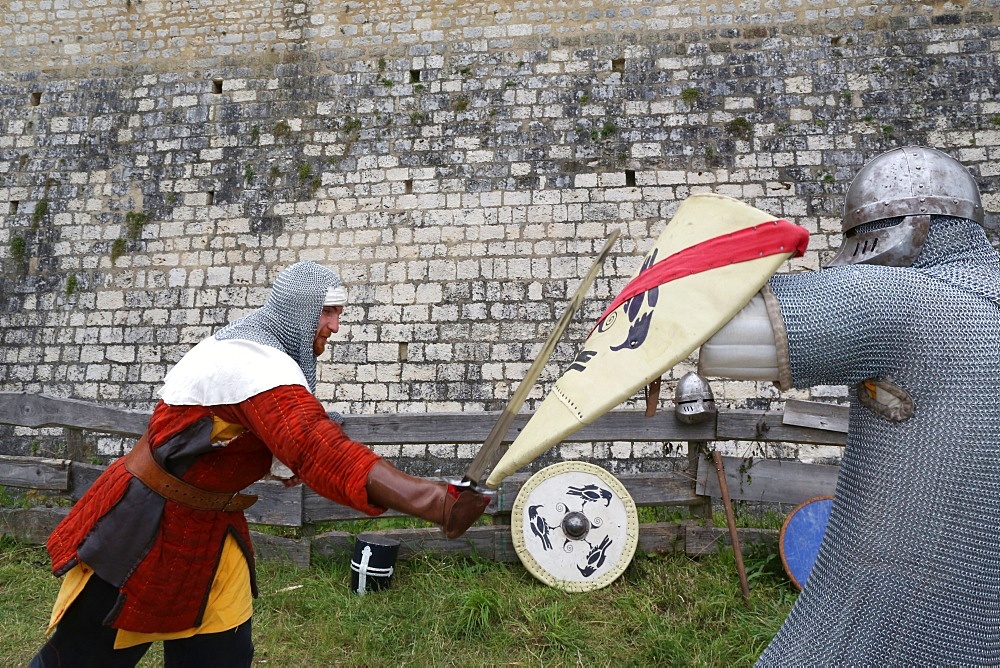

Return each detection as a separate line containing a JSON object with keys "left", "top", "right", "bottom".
{"left": 511, "top": 461, "right": 639, "bottom": 592}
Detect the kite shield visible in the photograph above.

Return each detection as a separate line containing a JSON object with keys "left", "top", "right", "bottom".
{"left": 511, "top": 462, "right": 638, "bottom": 592}
{"left": 486, "top": 193, "right": 809, "bottom": 488}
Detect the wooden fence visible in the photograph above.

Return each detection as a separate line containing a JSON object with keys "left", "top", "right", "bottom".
{"left": 0, "top": 391, "right": 847, "bottom": 568}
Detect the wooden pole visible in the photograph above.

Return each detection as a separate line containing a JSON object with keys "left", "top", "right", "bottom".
{"left": 712, "top": 450, "right": 751, "bottom": 605}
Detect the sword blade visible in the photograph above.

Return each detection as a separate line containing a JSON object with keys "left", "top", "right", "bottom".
{"left": 462, "top": 230, "right": 621, "bottom": 487}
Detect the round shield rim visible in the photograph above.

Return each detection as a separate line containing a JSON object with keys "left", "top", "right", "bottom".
{"left": 778, "top": 494, "right": 834, "bottom": 591}
{"left": 511, "top": 461, "right": 639, "bottom": 592}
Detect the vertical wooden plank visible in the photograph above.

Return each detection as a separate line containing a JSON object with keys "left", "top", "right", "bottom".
{"left": 69, "top": 461, "right": 104, "bottom": 501}
{"left": 244, "top": 481, "right": 304, "bottom": 527}
{"left": 64, "top": 427, "right": 95, "bottom": 462}
{"left": 688, "top": 441, "right": 713, "bottom": 521}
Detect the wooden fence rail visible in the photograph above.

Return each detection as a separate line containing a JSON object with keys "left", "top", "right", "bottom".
{"left": 0, "top": 392, "right": 847, "bottom": 567}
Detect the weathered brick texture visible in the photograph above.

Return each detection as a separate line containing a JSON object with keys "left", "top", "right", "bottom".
{"left": 1, "top": 0, "right": 999, "bottom": 468}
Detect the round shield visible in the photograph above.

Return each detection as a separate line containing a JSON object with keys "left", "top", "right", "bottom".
{"left": 779, "top": 495, "right": 834, "bottom": 590}
{"left": 511, "top": 461, "right": 639, "bottom": 592}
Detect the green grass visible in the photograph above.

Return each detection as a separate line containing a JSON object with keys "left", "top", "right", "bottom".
{"left": 1, "top": 533, "right": 795, "bottom": 666}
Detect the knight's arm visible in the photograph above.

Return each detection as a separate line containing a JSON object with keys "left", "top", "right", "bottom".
{"left": 697, "top": 287, "right": 792, "bottom": 390}
{"left": 219, "top": 385, "right": 489, "bottom": 538}
{"left": 216, "top": 385, "right": 385, "bottom": 514}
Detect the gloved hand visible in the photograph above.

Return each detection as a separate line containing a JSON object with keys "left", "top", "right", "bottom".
{"left": 441, "top": 482, "right": 494, "bottom": 538}
{"left": 365, "top": 460, "right": 491, "bottom": 539}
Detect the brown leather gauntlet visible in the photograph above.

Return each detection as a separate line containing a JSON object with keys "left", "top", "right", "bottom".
{"left": 365, "top": 460, "right": 490, "bottom": 539}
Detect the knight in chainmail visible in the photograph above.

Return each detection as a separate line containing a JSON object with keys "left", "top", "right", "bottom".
{"left": 32, "top": 261, "right": 490, "bottom": 667}
{"left": 699, "top": 147, "right": 1000, "bottom": 664}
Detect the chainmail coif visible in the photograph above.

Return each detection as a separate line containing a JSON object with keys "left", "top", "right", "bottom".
{"left": 758, "top": 217, "right": 1000, "bottom": 665}
{"left": 215, "top": 261, "right": 345, "bottom": 393}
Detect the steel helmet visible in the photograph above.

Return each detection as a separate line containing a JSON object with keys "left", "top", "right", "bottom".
{"left": 673, "top": 372, "right": 717, "bottom": 425}
{"left": 827, "top": 146, "right": 984, "bottom": 267}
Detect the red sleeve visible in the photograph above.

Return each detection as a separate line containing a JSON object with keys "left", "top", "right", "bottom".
{"left": 213, "top": 385, "right": 385, "bottom": 516}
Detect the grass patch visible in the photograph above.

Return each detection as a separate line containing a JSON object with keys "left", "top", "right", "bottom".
{"left": 1, "top": 533, "right": 794, "bottom": 666}
{"left": 727, "top": 117, "right": 754, "bottom": 141}
{"left": 124, "top": 210, "right": 149, "bottom": 240}
{"left": 110, "top": 237, "right": 127, "bottom": 264}
{"left": 0, "top": 536, "right": 59, "bottom": 663}
{"left": 32, "top": 199, "right": 48, "bottom": 227}
{"left": 10, "top": 235, "right": 26, "bottom": 262}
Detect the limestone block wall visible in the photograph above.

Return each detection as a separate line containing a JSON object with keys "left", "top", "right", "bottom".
{"left": 1, "top": 0, "right": 999, "bottom": 467}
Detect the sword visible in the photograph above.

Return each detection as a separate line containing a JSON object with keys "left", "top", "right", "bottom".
{"left": 459, "top": 230, "right": 621, "bottom": 492}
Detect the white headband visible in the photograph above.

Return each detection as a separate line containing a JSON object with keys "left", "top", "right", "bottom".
{"left": 324, "top": 285, "right": 348, "bottom": 306}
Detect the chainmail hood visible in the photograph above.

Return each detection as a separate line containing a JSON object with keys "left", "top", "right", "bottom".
{"left": 911, "top": 215, "right": 1000, "bottom": 306}
{"left": 214, "top": 261, "right": 346, "bottom": 393}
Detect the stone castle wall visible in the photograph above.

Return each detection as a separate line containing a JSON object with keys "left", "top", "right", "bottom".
{"left": 2, "top": 0, "right": 999, "bottom": 467}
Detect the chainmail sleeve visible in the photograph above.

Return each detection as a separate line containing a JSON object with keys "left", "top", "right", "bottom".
{"left": 768, "top": 263, "right": 921, "bottom": 388}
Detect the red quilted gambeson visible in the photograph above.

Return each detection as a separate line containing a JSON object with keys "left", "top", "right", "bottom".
{"left": 46, "top": 385, "right": 383, "bottom": 633}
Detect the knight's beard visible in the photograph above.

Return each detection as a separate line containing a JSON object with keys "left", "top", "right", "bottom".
{"left": 313, "top": 334, "right": 328, "bottom": 357}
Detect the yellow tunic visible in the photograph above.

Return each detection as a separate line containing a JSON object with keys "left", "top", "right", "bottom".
{"left": 48, "top": 418, "right": 254, "bottom": 649}
{"left": 48, "top": 533, "right": 253, "bottom": 649}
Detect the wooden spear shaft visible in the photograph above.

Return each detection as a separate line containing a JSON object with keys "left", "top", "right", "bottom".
{"left": 712, "top": 450, "right": 751, "bottom": 605}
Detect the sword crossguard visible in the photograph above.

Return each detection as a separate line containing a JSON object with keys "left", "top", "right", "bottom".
{"left": 435, "top": 470, "right": 497, "bottom": 497}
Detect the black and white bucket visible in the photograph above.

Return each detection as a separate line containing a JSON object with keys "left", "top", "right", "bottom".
{"left": 350, "top": 534, "right": 400, "bottom": 595}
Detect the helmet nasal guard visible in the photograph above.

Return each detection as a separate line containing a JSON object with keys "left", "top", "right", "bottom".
{"left": 827, "top": 146, "right": 984, "bottom": 267}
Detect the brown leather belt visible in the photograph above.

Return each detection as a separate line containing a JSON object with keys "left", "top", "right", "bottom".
{"left": 124, "top": 433, "right": 258, "bottom": 512}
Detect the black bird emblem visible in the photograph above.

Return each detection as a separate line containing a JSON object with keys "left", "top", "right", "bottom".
{"left": 527, "top": 505, "right": 554, "bottom": 551}
{"left": 611, "top": 248, "right": 660, "bottom": 351}
{"left": 566, "top": 484, "right": 613, "bottom": 508}
{"left": 578, "top": 535, "right": 613, "bottom": 577}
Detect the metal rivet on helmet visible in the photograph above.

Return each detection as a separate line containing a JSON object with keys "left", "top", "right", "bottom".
{"left": 842, "top": 146, "right": 983, "bottom": 233}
